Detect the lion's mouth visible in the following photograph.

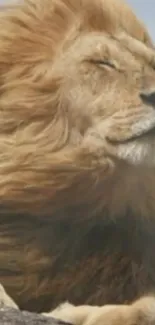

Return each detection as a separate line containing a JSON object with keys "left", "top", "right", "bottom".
{"left": 108, "top": 126, "right": 155, "bottom": 144}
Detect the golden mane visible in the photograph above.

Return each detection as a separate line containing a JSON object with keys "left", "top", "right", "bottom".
{"left": 0, "top": 0, "right": 152, "bottom": 217}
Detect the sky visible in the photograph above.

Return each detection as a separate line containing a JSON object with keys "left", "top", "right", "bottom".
{"left": 0, "top": 0, "right": 154, "bottom": 41}
{"left": 127, "top": 0, "right": 155, "bottom": 41}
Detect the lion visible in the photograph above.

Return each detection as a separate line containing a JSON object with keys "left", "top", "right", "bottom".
{"left": 0, "top": 0, "right": 155, "bottom": 323}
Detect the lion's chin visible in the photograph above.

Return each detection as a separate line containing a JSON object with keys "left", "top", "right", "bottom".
{"left": 116, "top": 137, "right": 155, "bottom": 167}
{"left": 120, "top": 126, "right": 155, "bottom": 144}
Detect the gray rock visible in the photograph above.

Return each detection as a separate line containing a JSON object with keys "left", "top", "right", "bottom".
{"left": 0, "top": 307, "right": 71, "bottom": 325}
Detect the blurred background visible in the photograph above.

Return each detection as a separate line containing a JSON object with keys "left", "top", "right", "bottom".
{"left": 0, "top": 0, "right": 154, "bottom": 41}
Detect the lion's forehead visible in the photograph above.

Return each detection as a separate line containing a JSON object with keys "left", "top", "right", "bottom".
{"left": 61, "top": 32, "right": 155, "bottom": 73}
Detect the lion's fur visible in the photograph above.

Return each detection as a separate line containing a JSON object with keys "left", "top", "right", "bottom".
{"left": 46, "top": 297, "right": 155, "bottom": 325}
{"left": 0, "top": 0, "right": 155, "bottom": 315}
{"left": 0, "top": 0, "right": 152, "bottom": 214}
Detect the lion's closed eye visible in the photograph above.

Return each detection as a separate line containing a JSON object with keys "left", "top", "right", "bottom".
{"left": 87, "top": 59, "right": 116, "bottom": 71}
{"left": 94, "top": 60, "right": 116, "bottom": 69}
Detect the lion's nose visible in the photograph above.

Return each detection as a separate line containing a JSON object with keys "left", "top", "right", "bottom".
{"left": 140, "top": 90, "right": 155, "bottom": 107}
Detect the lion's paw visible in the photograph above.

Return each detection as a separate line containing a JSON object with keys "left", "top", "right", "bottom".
{"left": 44, "top": 296, "right": 155, "bottom": 325}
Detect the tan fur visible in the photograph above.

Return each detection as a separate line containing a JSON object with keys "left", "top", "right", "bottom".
{"left": 0, "top": 0, "right": 153, "bottom": 217}
{"left": 0, "top": 0, "right": 154, "bottom": 316}
{"left": 0, "top": 284, "right": 18, "bottom": 309}
{"left": 45, "top": 297, "right": 155, "bottom": 325}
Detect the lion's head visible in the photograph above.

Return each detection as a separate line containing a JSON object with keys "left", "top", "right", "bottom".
{"left": 0, "top": 0, "right": 154, "bottom": 215}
